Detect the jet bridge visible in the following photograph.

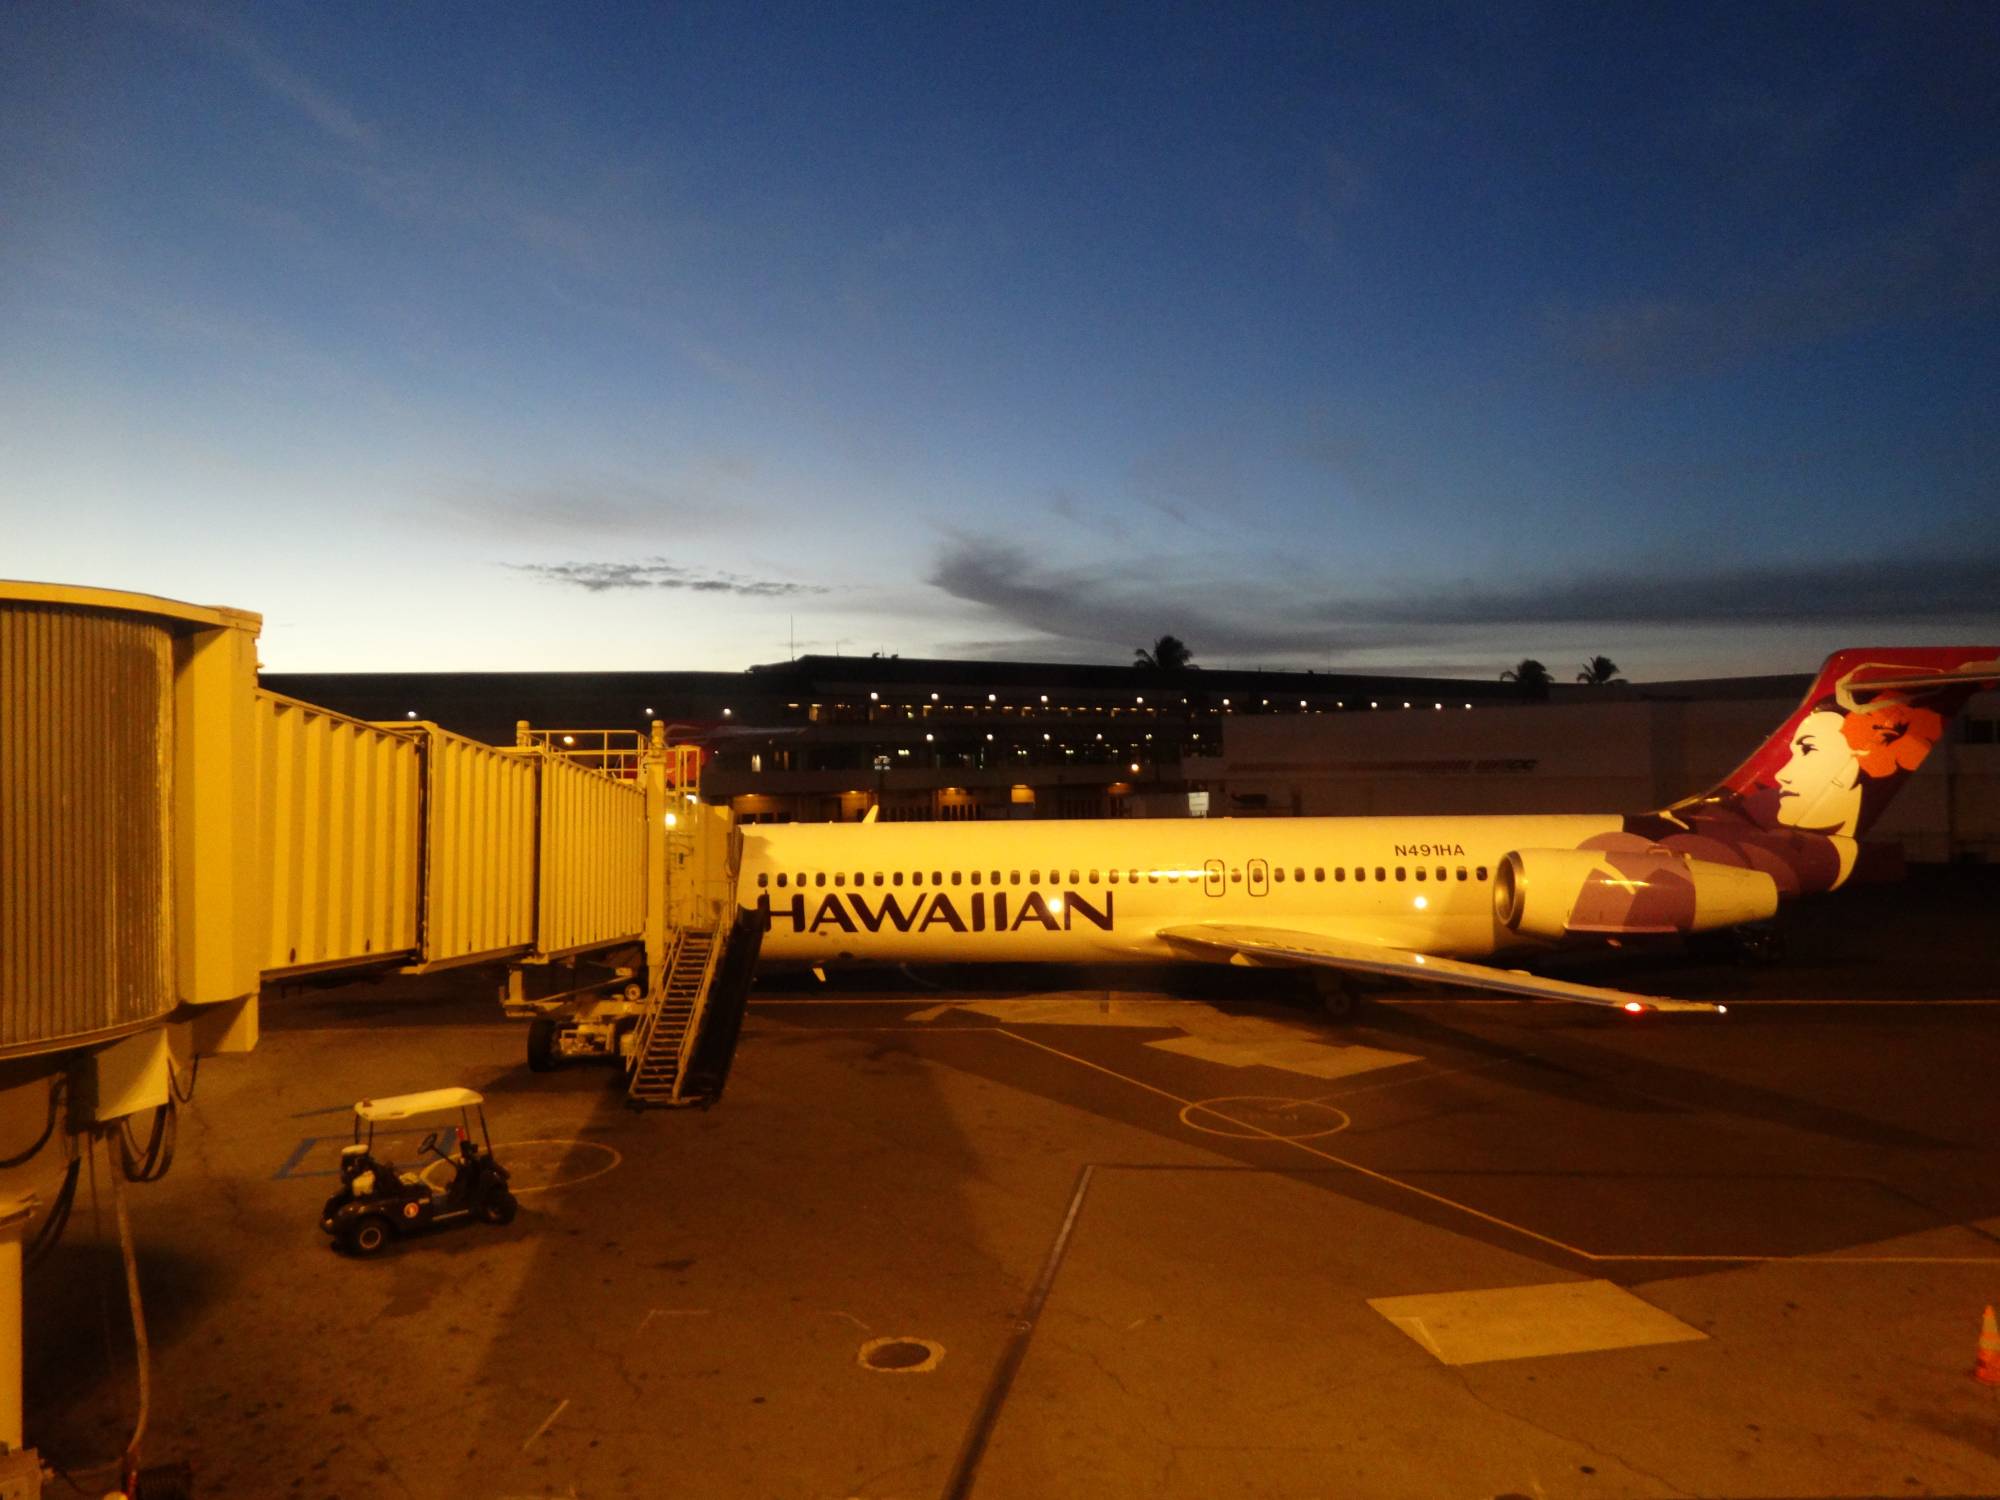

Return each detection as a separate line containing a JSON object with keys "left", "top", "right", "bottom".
{"left": 3, "top": 580, "right": 758, "bottom": 1481}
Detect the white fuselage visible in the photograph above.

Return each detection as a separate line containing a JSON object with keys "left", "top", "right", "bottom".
{"left": 740, "top": 814, "right": 1622, "bottom": 965}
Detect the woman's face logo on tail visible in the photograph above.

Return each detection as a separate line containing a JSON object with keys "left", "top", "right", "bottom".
{"left": 1774, "top": 710, "right": 1863, "bottom": 834}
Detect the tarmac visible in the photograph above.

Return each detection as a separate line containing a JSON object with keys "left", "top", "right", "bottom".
{"left": 28, "top": 868, "right": 2000, "bottom": 1499}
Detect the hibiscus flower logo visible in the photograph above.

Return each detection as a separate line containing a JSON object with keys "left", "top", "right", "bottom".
{"left": 1838, "top": 696, "right": 1944, "bottom": 779}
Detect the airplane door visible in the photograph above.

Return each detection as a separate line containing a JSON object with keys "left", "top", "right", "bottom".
{"left": 1247, "top": 858, "right": 1268, "bottom": 897}
{"left": 1203, "top": 858, "right": 1224, "bottom": 897}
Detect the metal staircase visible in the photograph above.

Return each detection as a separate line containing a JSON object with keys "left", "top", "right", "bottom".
{"left": 627, "top": 925, "right": 721, "bottom": 1106}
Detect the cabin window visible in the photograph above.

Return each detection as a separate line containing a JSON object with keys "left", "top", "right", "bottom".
{"left": 1028, "top": 869, "right": 1040, "bottom": 884}
{"left": 776, "top": 873, "right": 788, "bottom": 888}
{"left": 969, "top": 870, "right": 981, "bottom": 885}
{"left": 757, "top": 873, "right": 769, "bottom": 888}
{"left": 1295, "top": 867, "right": 1306, "bottom": 882}
{"left": 932, "top": 871, "right": 942, "bottom": 885}
{"left": 1088, "top": 869, "right": 1099, "bottom": 883}
{"left": 833, "top": 872, "right": 846, "bottom": 886}
{"left": 1010, "top": 871, "right": 1021, "bottom": 885}
{"left": 1475, "top": 866, "right": 1488, "bottom": 881}
{"left": 1313, "top": 867, "right": 1324, "bottom": 881}
{"left": 1436, "top": 865, "right": 1447, "bottom": 882}
{"left": 1395, "top": 867, "right": 1406, "bottom": 881}
{"left": 1414, "top": 867, "right": 1426, "bottom": 881}
{"left": 892, "top": 872, "right": 904, "bottom": 886}
{"left": 912, "top": 871, "right": 923, "bottom": 886}
{"left": 1334, "top": 868, "right": 1345, "bottom": 882}
{"left": 990, "top": 871, "right": 1001, "bottom": 885}
{"left": 1147, "top": 871, "right": 1160, "bottom": 884}
{"left": 951, "top": 871, "right": 962, "bottom": 886}
{"left": 1069, "top": 869, "right": 1080, "bottom": 884}
{"left": 873, "top": 872, "right": 884, "bottom": 887}
{"left": 1274, "top": 867, "right": 1286, "bottom": 883}
{"left": 1130, "top": 869, "right": 1140, "bottom": 884}
{"left": 1456, "top": 867, "right": 1467, "bottom": 881}
{"left": 1109, "top": 870, "right": 1120, "bottom": 884}
{"left": 1375, "top": 867, "right": 1387, "bottom": 881}
{"left": 854, "top": 872, "right": 864, "bottom": 886}
{"left": 815, "top": 873, "right": 826, "bottom": 887}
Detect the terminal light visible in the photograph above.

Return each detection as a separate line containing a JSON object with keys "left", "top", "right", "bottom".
{"left": 644, "top": 707, "right": 655, "bottom": 716}
{"left": 562, "top": 734, "right": 575, "bottom": 745}
{"left": 406, "top": 710, "right": 418, "bottom": 719}
{"left": 869, "top": 691, "right": 879, "bottom": 701}
{"left": 1136, "top": 695, "right": 1144, "bottom": 704}
{"left": 988, "top": 693, "right": 997, "bottom": 702}
{"left": 924, "top": 732, "right": 934, "bottom": 742}
{"left": 1129, "top": 762, "right": 1140, "bottom": 773}
{"left": 931, "top": 692, "right": 939, "bottom": 701}
{"left": 1623, "top": 1001, "right": 1646, "bottom": 1014}
{"left": 722, "top": 707, "right": 733, "bottom": 717}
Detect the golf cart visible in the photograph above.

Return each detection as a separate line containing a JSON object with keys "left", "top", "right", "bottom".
{"left": 321, "top": 1087, "right": 516, "bottom": 1256}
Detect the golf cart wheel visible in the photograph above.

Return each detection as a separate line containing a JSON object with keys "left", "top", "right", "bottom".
{"left": 527, "top": 1016, "right": 560, "bottom": 1072}
{"left": 345, "top": 1215, "right": 393, "bottom": 1257}
{"left": 478, "top": 1189, "right": 518, "bottom": 1226}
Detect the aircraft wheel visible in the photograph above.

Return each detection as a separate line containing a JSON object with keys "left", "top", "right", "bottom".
{"left": 1316, "top": 976, "right": 1361, "bottom": 1021}
{"left": 527, "top": 1016, "right": 561, "bottom": 1072}
{"left": 344, "top": 1215, "right": 392, "bottom": 1257}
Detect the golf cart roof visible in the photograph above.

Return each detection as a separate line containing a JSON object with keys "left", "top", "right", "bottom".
{"left": 354, "top": 1087, "right": 485, "bottom": 1122}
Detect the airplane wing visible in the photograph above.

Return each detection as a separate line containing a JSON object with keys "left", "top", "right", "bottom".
{"left": 1155, "top": 922, "right": 1724, "bottom": 1014}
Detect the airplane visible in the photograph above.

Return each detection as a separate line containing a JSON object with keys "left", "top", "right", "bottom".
{"left": 737, "top": 648, "right": 1999, "bottom": 1016}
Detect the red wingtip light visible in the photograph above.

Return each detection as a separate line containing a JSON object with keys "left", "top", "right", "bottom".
{"left": 1622, "top": 1001, "right": 1646, "bottom": 1014}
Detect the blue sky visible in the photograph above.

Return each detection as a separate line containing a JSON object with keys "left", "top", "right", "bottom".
{"left": 4, "top": 2, "right": 1995, "bottom": 679}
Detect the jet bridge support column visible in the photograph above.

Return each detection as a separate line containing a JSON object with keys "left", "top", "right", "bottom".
{"left": 643, "top": 720, "right": 672, "bottom": 997}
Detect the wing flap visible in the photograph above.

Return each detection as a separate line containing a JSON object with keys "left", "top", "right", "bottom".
{"left": 1156, "top": 923, "right": 1723, "bottom": 1014}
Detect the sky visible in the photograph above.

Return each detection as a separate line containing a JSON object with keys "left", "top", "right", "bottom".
{"left": 3, "top": 2, "right": 1996, "bottom": 681}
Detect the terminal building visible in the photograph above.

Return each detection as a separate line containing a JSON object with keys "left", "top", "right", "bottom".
{"left": 268, "top": 656, "right": 2000, "bottom": 863}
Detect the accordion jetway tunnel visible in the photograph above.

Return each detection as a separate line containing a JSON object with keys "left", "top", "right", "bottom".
{"left": 0, "top": 580, "right": 748, "bottom": 1494}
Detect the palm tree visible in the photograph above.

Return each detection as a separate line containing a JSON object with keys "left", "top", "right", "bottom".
{"left": 1500, "top": 658, "right": 1552, "bottom": 701}
{"left": 1134, "top": 634, "right": 1196, "bottom": 671}
{"left": 1576, "top": 655, "right": 1622, "bottom": 686}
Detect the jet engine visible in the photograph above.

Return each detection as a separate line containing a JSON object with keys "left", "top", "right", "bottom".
{"left": 1493, "top": 848, "right": 1779, "bottom": 943}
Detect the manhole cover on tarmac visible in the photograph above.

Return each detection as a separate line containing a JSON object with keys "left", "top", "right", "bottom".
{"left": 858, "top": 1337, "right": 944, "bottom": 1372}
{"left": 1179, "top": 1096, "right": 1351, "bottom": 1140}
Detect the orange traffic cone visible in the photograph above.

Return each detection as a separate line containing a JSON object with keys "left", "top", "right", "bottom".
{"left": 1977, "top": 1306, "right": 2000, "bottom": 1386}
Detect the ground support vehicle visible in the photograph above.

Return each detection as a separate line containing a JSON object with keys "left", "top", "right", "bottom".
{"left": 321, "top": 1088, "right": 515, "bottom": 1256}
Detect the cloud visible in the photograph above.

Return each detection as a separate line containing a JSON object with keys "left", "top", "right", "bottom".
{"left": 436, "top": 480, "right": 719, "bottom": 539}
{"left": 1554, "top": 162, "right": 2000, "bottom": 378}
{"left": 1320, "top": 552, "right": 2000, "bottom": 628}
{"left": 927, "top": 535, "right": 2000, "bottom": 670}
{"left": 135, "top": 3, "right": 377, "bottom": 150}
{"left": 927, "top": 537, "right": 1387, "bottom": 662}
{"left": 509, "top": 559, "right": 825, "bottom": 598}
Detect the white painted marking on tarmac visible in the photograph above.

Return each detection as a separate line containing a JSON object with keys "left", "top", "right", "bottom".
{"left": 1146, "top": 1033, "right": 1417, "bottom": 1080}
{"left": 824, "top": 1310, "right": 874, "bottom": 1332}
{"left": 521, "top": 1397, "right": 569, "bottom": 1451}
{"left": 1369, "top": 1280, "right": 1706, "bottom": 1366}
{"left": 1179, "top": 1097, "right": 1352, "bottom": 1142}
{"left": 420, "top": 1138, "right": 621, "bottom": 1196}
{"left": 907, "top": 1004, "right": 952, "bottom": 1021}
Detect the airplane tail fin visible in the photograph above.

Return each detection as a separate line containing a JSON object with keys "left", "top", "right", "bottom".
{"left": 1670, "top": 647, "right": 1999, "bottom": 840}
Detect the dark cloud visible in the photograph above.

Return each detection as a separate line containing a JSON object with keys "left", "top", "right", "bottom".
{"left": 510, "top": 559, "right": 825, "bottom": 598}
{"left": 1321, "top": 553, "right": 2000, "bottom": 628}
{"left": 929, "top": 536, "right": 2000, "bottom": 668}
{"left": 1554, "top": 162, "right": 2000, "bottom": 378}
